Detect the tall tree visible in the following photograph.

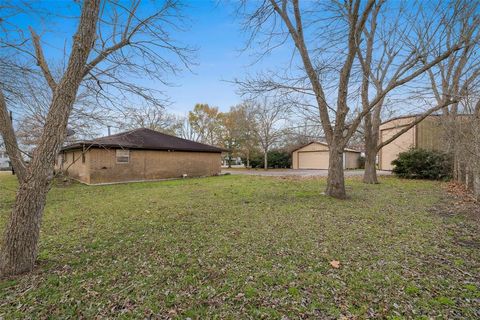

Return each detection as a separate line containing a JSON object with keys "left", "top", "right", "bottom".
{"left": 188, "top": 104, "right": 222, "bottom": 146}
{"left": 0, "top": 0, "right": 191, "bottom": 277}
{"left": 176, "top": 115, "right": 200, "bottom": 141}
{"left": 424, "top": 0, "right": 480, "bottom": 194}
{"left": 358, "top": 0, "right": 478, "bottom": 184}
{"left": 252, "top": 99, "right": 288, "bottom": 170}
{"left": 219, "top": 109, "right": 240, "bottom": 168}
{"left": 13, "top": 76, "right": 110, "bottom": 152}
{"left": 231, "top": 103, "right": 258, "bottom": 168}
{"left": 219, "top": 103, "right": 259, "bottom": 167}
{"left": 119, "top": 105, "right": 181, "bottom": 135}
{"left": 238, "top": 0, "right": 464, "bottom": 198}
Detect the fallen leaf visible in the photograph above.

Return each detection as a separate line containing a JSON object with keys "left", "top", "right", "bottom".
{"left": 330, "top": 260, "right": 340, "bottom": 269}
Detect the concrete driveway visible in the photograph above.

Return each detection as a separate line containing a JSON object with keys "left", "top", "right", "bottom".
{"left": 221, "top": 168, "right": 392, "bottom": 177}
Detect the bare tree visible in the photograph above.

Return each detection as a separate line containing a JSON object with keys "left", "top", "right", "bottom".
{"left": 423, "top": 0, "right": 480, "bottom": 197}
{"left": 280, "top": 120, "right": 325, "bottom": 152}
{"left": 252, "top": 99, "right": 288, "bottom": 170}
{"left": 12, "top": 76, "right": 112, "bottom": 152}
{"left": 457, "top": 96, "right": 480, "bottom": 199}
{"left": 357, "top": 0, "right": 477, "bottom": 184}
{"left": 237, "top": 0, "right": 465, "bottom": 198}
{"left": 176, "top": 115, "right": 200, "bottom": 141}
{"left": 0, "top": 0, "right": 192, "bottom": 277}
{"left": 119, "top": 105, "right": 182, "bottom": 135}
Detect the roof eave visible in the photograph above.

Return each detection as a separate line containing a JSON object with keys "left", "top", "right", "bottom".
{"left": 60, "top": 143, "right": 225, "bottom": 153}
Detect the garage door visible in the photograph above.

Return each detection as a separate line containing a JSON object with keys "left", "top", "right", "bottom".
{"left": 298, "top": 151, "right": 329, "bottom": 169}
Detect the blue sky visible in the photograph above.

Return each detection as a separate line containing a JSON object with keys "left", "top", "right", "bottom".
{"left": 10, "top": 0, "right": 442, "bottom": 122}
{"left": 163, "top": 1, "right": 292, "bottom": 115}
{"left": 16, "top": 0, "right": 289, "bottom": 115}
{"left": 163, "top": 1, "right": 256, "bottom": 114}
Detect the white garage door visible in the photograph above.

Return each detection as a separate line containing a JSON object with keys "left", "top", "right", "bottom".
{"left": 298, "top": 151, "right": 329, "bottom": 169}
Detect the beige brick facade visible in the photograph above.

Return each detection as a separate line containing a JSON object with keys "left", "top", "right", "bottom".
{"left": 56, "top": 148, "right": 222, "bottom": 185}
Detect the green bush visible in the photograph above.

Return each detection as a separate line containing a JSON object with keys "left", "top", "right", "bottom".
{"left": 391, "top": 148, "right": 453, "bottom": 180}
{"left": 244, "top": 150, "right": 291, "bottom": 168}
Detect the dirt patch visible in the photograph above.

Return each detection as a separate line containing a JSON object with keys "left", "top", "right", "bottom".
{"left": 444, "top": 182, "right": 480, "bottom": 223}
{"left": 429, "top": 182, "right": 480, "bottom": 250}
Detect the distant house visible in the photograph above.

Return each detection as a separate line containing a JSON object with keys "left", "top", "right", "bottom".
{"left": 378, "top": 115, "right": 447, "bottom": 170}
{"left": 222, "top": 156, "right": 242, "bottom": 167}
{"left": 0, "top": 149, "right": 10, "bottom": 170}
{"left": 291, "top": 142, "right": 361, "bottom": 170}
{"left": 56, "top": 128, "right": 226, "bottom": 185}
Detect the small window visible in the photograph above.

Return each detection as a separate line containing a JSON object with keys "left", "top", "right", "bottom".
{"left": 62, "top": 153, "right": 67, "bottom": 163}
{"left": 82, "top": 152, "right": 86, "bottom": 164}
{"left": 116, "top": 149, "right": 130, "bottom": 164}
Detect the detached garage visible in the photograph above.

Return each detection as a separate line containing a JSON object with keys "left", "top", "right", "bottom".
{"left": 292, "top": 142, "right": 361, "bottom": 170}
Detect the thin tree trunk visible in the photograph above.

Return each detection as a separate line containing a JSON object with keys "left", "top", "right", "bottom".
{"left": 473, "top": 172, "right": 480, "bottom": 201}
{"left": 363, "top": 116, "right": 381, "bottom": 184}
{"left": 458, "top": 160, "right": 467, "bottom": 185}
{"left": 0, "top": 91, "right": 26, "bottom": 181}
{"left": 246, "top": 151, "right": 250, "bottom": 168}
{"left": 466, "top": 165, "right": 474, "bottom": 191}
{"left": 326, "top": 146, "right": 346, "bottom": 199}
{"left": 264, "top": 150, "right": 268, "bottom": 170}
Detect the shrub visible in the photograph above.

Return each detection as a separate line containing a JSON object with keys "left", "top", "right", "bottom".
{"left": 357, "top": 155, "right": 365, "bottom": 169}
{"left": 391, "top": 148, "right": 453, "bottom": 180}
{"left": 244, "top": 150, "right": 292, "bottom": 168}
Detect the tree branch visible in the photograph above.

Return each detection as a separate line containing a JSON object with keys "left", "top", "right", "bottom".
{"left": 0, "top": 90, "right": 27, "bottom": 182}
{"left": 29, "top": 27, "right": 57, "bottom": 91}
{"left": 346, "top": 43, "right": 463, "bottom": 141}
{"left": 377, "top": 100, "right": 457, "bottom": 151}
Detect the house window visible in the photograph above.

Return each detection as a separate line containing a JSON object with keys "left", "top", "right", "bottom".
{"left": 82, "top": 152, "right": 86, "bottom": 164}
{"left": 116, "top": 149, "right": 130, "bottom": 164}
{"left": 62, "top": 153, "right": 67, "bottom": 163}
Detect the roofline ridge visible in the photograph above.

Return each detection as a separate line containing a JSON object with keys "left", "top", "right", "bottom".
{"left": 137, "top": 127, "right": 225, "bottom": 149}
{"left": 60, "top": 127, "right": 228, "bottom": 153}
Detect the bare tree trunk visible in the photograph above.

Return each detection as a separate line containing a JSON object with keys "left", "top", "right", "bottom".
{"left": 0, "top": 91, "right": 26, "bottom": 181}
{"left": 473, "top": 173, "right": 480, "bottom": 201}
{"left": 363, "top": 114, "right": 380, "bottom": 184}
{"left": 363, "top": 147, "right": 378, "bottom": 184}
{"left": 0, "top": 0, "right": 100, "bottom": 277}
{"left": 458, "top": 160, "right": 467, "bottom": 185}
{"left": 0, "top": 174, "right": 50, "bottom": 276}
{"left": 326, "top": 146, "right": 346, "bottom": 199}
{"left": 246, "top": 150, "right": 250, "bottom": 168}
{"left": 264, "top": 149, "right": 268, "bottom": 170}
{"left": 466, "top": 165, "right": 474, "bottom": 191}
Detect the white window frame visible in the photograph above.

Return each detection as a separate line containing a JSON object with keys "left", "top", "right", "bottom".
{"left": 116, "top": 149, "right": 130, "bottom": 164}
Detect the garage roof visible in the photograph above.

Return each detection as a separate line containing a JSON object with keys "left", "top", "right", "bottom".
{"left": 291, "top": 141, "right": 361, "bottom": 153}
{"left": 61, "top": 128, "right": 227, "bottom": 153}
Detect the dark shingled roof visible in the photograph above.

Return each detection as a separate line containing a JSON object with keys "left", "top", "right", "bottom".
{"left": 61, "top": 128, "right": 226, "bottom": 153}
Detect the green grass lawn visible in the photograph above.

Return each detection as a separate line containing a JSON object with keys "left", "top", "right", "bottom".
{"left": 0, "top": 173, "right": 478, "bottom": 319}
